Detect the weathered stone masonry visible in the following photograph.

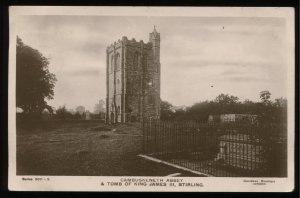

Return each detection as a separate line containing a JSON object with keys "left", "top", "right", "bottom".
{"left": 106, "top": 27, "right": 161, "bottom": 123}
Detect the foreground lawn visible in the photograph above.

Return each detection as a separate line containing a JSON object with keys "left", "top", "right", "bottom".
{"left": 17, "top": 120, "right": 197, "bottom": 176}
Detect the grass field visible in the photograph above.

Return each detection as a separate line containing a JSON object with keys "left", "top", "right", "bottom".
{"left": 16, "top": 120, "right": 197, "bottom": 176}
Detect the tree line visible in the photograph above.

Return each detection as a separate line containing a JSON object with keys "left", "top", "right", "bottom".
{"left": 160, "top": 91, "right": 287, "bottom": 124}
{"left": 53, "top": 106, "right": 104, "bottom": 120}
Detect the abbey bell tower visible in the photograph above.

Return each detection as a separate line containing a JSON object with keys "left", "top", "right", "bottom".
{"left": 106, "top": 27, "right": 161, "bottom": 123}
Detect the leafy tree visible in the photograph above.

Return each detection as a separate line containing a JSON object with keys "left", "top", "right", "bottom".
{"left": 54, "top": 106, "right": 84, "bottom": 120}
{"left": 240, "top": 99, "right": 257, "bottom": 114}
{"left": 252, "top": 91, "right": 287, "bottom": 124}
{"left": 160, "top": 100, "right": 174, "bottom": 121}
{"left": 273, "top": 97, "right": 288, "bottom": 123}
{"left": 186, "top": 100, "right": 211, "bottom": 121}
{"left": 260, "top": 90, "right": 271, "bottom": 105}
{"left": 274, "top": 97, "right": 287, "bottom": 108}
{"left": 16, "top": 37, "right": 57, "bottom": 115}
{"left": 173, "top": 108, "right": 187, "bottom": 121}
{"left": 55, "top": 106, "right": 70, "bottom": 120}
{"left": 214, "top": 93, "right": 239, "bottom": 105}
{"left": 74, "top": 112, "right": 83, "bottom": 120}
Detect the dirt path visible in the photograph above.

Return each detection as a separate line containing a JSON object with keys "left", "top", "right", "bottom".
{"left": 17, "top": 121, "right": 197, "bottom": 176}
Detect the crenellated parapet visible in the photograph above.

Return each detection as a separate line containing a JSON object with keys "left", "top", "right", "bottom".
{"left": 107, "top": 35, "right": 154, "bottom": 53}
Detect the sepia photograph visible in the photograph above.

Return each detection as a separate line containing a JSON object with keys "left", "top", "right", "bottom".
{"left": 8, "top": 6, "right": 295, "bottom": 192}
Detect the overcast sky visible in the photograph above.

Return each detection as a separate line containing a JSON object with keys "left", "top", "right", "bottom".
{"left": 17, "top": 16, "right": 287, "bottom": 111}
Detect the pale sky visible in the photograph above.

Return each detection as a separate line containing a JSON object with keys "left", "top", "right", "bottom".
{"left": 17, "top": 16, "right": 287, "bottom": 111}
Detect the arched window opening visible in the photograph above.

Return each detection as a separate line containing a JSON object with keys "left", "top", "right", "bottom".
{"left": 148, "top": 94, "right": 155, "bottom": 104}
{"left": 111, "top": 104, "right": 114, "bottom": 112}
{"left": 116, "top": 53, "right": 121, "bottom": 71}
{"left": 110, "top": 55, "right": 114, "bottom": 73}
{"left": 143, "top": 55, "right": 147, "bottom": 70}
{"left": 133, "top": 52, "right": 139, "bottom": 70}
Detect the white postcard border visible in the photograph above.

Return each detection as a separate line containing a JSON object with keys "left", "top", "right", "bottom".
{"left": 8, "top": 6, "right": 295, "bottom": 192}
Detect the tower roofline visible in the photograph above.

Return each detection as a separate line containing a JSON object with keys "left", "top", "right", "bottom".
{"left": 107, "top": 36, "right": 152, "bottom": 51}
{"left": 149, "top": 26, "right": 160, "bottom": 41}
{"left": 107, "top": 27, "right": 160, "bottom": 51}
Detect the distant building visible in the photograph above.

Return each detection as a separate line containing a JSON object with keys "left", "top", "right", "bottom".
{"left": 41, "top": 109, "right": 51, "bottom": 120}
{"left": 208, "top": 114, "right": 258, "bottom": 124}
{"left": 76, "top": 106, "right": 85, "bottom": 115}
{"left": 94, "top": 99, "right": 106, "bottom": 114}
{"left": 85, "top": 110, "right": 91, "bottom": 120}
{"left": 41, "top": 106, "right": 54, "bottom": 120}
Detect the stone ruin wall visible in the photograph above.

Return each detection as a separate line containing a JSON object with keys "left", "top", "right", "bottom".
{"left": 106, "top": 34, "right": 160, "bottom": 123}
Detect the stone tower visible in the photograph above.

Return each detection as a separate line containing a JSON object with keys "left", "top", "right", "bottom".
{"left": 106, "top": 27, "right": 161, "bottom": 123}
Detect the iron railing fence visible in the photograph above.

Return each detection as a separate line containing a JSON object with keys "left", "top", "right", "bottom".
{"left": 142, "top": 119, "right": 287, "bottom": 177}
